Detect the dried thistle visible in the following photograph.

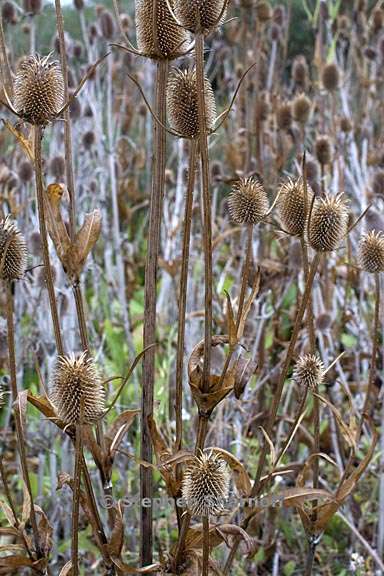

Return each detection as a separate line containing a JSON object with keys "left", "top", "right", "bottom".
{"left": 292, "top": 354, "right": 325, "bottom": 390}
{"left": 135, "top": 0, "right": 190, "bottom": 60}
{"left": 13, "top": 54, "right": 64, "bottom": 125}
{"left": 182, "top": 451, "right": 230, "bottom": 517}
{"left": 174, "top": 0, "right": 227, "bottom": 34}
{"left": 321, "top": 62, "right": 340, "bottom": 92}
{"left": 228, "top": 177, "right": 269, "bottom": 224}
{"left": 0, "top": 217, "right": 27, "bottom": 281}
{"left": 278, "top": 178, "right": 313, "bottom": 236}
{"left": 315, "top": 135, "right": 332, "bottom": 166}
{"left": 255, "top": 1, "right": 272, "bottom": 22}
{"left": 167, "top": 68, "right": 216, "bottom": 139}
{"left": 293, "top": 94, "right": 311, "bottom": 125}
{"left": 292, "top": 55, "right": 309, "bottom": 88}
{"left": 308, "top": 193, "right": 349, "bottom": 252}
{"left": 50, "top": 352, "right": 105, "bottom": 425}
{"left": 358, "top": 231, "right": 384, "bottom": 273}
{"left": 277, "top": 102, "right": 292, "bottom": 131}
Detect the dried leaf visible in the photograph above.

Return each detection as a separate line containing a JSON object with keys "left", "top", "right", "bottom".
{"left": 110, "top": 558, "right": 162, "bottom": 573}
{"left": 0, "top": 500, "right": 17, "bottom": 527}
{"left": 107, "top": 504, "right": 124, "bottom": 557}
{"left": 74, "top": 209, "right": 102, "bottom": 273}
{"left": 2, "top": 120, "right": 34, "bottom": 161}
{"left": 237, "top": 270, "right": 260, "bottom": 340}
{"left": 313, "top": 392, "right": 356, "bottom": 449}
{"left": 259, "top": 426, "right": 276, "bottom": 468}
{"left": 105, "top": 410, "right": 140, "bottom": 455}
{"left": 59, "top": 561, "right": 73, "bottom": 576}
{"left": 224, "top": 291, "right": 237, "bottom": 347}
{"left": 208, "top": 448, "right": 252, "bottom": 496}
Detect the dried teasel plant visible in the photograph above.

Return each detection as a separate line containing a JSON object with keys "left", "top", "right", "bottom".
{"left": 292, "top": 354, "right": 325, "bottom": 390}
{"left": 173, "top": 0, "right": 228, "bottom": 34}
{"left": 307, "top": 193, "right": 349, "bottom": 252}
{"left": 227, "top": 177, "right": 269, "bottom": 225}
{"left": 277, "top": 178, "right": 313, "bottom": 237}
{"left": 358, "top": 230, "right": 384, "bottom": 273}
{"left": 0, "top": 216, "right": 27, "bottom": 281}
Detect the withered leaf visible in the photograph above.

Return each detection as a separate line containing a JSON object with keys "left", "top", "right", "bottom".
{"left": 74, "top": 209, "right": 102, "bottom": 272}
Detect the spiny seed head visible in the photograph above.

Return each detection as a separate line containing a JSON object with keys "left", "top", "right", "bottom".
{"left": 228, "top": 177, "right": 269, "bottom": 225}
{"left": 50, "top": 352, "right": 105, "bottom": 425}
{"left": 167, "top": 68, "right": 216, "bottom": 139}
{"left": 292, "top": 354, "right": 325, "bottom": 390}
{"left": 135, "top": 0, "right": 190, "bottom": 60}
{"left": 358, "top": 231, "right": 384, "bottom": 273}
{"left": 278, "top": 178, "right": 313, "bottom": 236}
{"left": 0, "top": 217, "right": 27, "bottom": 281}
{"left": 13, "top": 54, "right": 64, "bottom": 125}
{"left": 293, "top": 94, "right": 311, "bottom": 124}
{"left": 315, "top": 135, "right": 332, "bottom": 166}
{"left": 277, "top": 102, "right": 292, "bottom": 131}
{"left": 182, "top": 451, "right": 230, "bottom": 517}
{"left": 321, "top": 62, "right": 340, "bottom": 92}
{"left": 256, "top": 1, "right": 272, "bottom": 22}
{"left": 174, "top": 0, "right": 227, "bottom": 34}
{"left": 292, "top": 55, "right": 308, "bottom": 87}
{"left": 308, "top": 193, "right": 349, "bottom": 252}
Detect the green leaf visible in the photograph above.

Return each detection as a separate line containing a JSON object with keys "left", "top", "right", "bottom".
{"left": 341, "top": 333, "right": 357, "bottom": 349}
{"left": 283, "top": 560, "right": 297, "bottom": 576}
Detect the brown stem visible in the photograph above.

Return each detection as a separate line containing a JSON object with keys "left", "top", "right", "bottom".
{"left": 202, "top": 516, "right": 210, "bottom": 576}
{"left": 196, "top": 32, "right": 213, "bottom": 396}
{"left": 175, "top": 140, "right": 198, "bottom": 452}
{"left": 73, "top": 283, "right": 89, "bottom": 351}
{"left": 236, "top": 224, "right": 253, "bottom": 331}
{"left": 141, "top": 58, "right": 169, "bottom": 566}
{"left": 362, "top": 273, "right": 381, "bottom": 416}
{"left": 5, "top": 281, "right": 42, "bottom": 558}
{"left": 224, "top": 252, "right": 321, "bottom": 573}
{"left": 0, "top": 14, "right": 13, "bottom": 99}
{"left": 72, "top": 424, "right": 83, "bottom": 576}
{"left": 33, "top": 126, "right": 64, "bottom": 356}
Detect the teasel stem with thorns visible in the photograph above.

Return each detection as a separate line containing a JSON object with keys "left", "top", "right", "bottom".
{"left": 362, "top": 273, "right": 381, "bottom": 417}
{"left": 224, "top": 252, "right": 322, "bottom": 573}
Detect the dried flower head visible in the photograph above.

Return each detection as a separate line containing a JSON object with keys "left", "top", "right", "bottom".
{"left": 2, "top": 2, "right": 16, "bottom": 24}
{"left": 277, "top": 102, "right": 292, "bottom": 131}
{"left": 228, "top": 177, "right": 269, "bottom": 224}
{"left": 278, "top": 178, "right": 313, "bottom": 236}
{"left": 308, "top": 193, "right": 349, "bottom": 252}
{"left": 182, "top": 451, "right": 230, "bottom": 517}
{"left": 293, "top": 94, "right": 311, "bottom": 124}
{"left": 315, "top": 136, "right": 332, "bottom": 166}
{"left": 18, "top": 160, "right": 34, "bottom": 183}
{"left": 292, "top": 354, "right": 325, "bottom": 390}
{"left": 136, "top": 0, "right": 189, "bottom": 60}
{"left": 372, "top": 170, "right": 384, "bottom": 196}
{"left": 13, "top": 54, "right": 64, "bottom": 125}
{"left": 358, "top": 231, "right": 384, "bottom": 273}
{"left": 0, "top": 217, "right": 27, "bottom": 281}
{"left": 321, "top": 62, "right": 340, "bottom": 92}
{"left": 99, "top": 10, "right": 115, "bottom": 39}
{"left": 174, "top": 0, "right": 227, "bottom": 34}
{"left": 256, "top": 1, "right": 272, "bottom": 22}
{"left": 50, "top": 352, "right": 105, "bottom": 425}
{"left": 167, "top": 68, "right": 216, "bottom": 139}
{"left": 292, "top": 55, "right": 308, "bottom": 88}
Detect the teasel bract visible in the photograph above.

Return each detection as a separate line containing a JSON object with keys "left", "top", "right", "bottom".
{"left": 182, "top": 451, "right": 230, "bottom": 517}
{"left": 292, "top": 354, "right": 325, "bottom": 390}
{"left": 358, "top": 230, "right": 384, "bottom": 273}
{"left": 13, "top": 54, "right": 64, "bottom": 126}
{"left": 308, "top": 193, "right": 349, "bottom": 252}
{"left": 278, "top": 178, "right": 313, "bottom": 237}
{"left": 228, "top": 177, "right": 269, "bottom": 225}
{"left": 167, "top": 68, "right": 216, "bottom": 138}
{"left": 0, "top": 216, "right": 27, "bottom": 281}
{"left": 174, "top": 0, "right": 228, "bottom": 34}
{"left": 50, "top": 352, "right": 105, "bottom": 426}
{"left": 135, "top": 0, "right": 190, "bottom": 60}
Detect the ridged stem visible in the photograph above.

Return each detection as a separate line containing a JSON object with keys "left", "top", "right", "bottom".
{"left": 202, "top": 516, "right": 210, "bottom": 576}
{"left": 362, "top": 272, "right": 381, "bottom": 417}
{"left": 33, "top": 126, "right": 64, "bottom": 356}
{"left": 141, "top": 57, "right": 169, "bottom": 566}
{"left": 71, "top": 423, "right": 83, "bottom": 576}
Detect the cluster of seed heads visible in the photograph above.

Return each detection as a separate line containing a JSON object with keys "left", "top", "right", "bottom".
{"left": 182, "top": 451, "right": 230, "bottom": 517}
{"left": 50, "top": 352, "right": 105, "bottom": 426}
{"left": 13, "top": 54, "right": 64, "bottom": 125}
{"left": 167, "top": 68, "right": 216, "bottom": 139}
{"left": 292, "top": 354, "right": 325, "bottom": 390}
{"left": 278, "top": 178, "right": 312, "bottom": 237}
{"left": 358, "top": 231, "right": 384, "bottom": 273}
{"left": 308, "top": 193, "right": 349, "bottom": 252}
{"left": 174, "top": 0, "right": 227, "bottom": 34}
{"left": 135, "top": 0, "right": 189, "bottom": 60}
{"left": 228, "top": 177, "right": 269, "bottom": 225}
{"left": 0, "top": 217, "right": 27, "bottom": 281}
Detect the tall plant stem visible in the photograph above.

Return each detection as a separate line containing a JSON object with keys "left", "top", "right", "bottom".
{"left": 72, "top": 424, "right": 83, "bottom": 576}
{"left": 34, "top": 126, "right": 64, "bottom": 356}
{"left": 73, "top": 283, "right": 89, "bottom": 351}
{"left": 141, "top": 58, "right": 169, "bottom": 566}
{"left": 224, "top": 252, "right": 321, "bottom": 574}
{"left": 196, "top": 31, "right": 213, "bottom": 397}
{"left": 202, "top": 516, "right": 210, "bottom": 576}
{"left": 236, "top": 224, "right": 253, "bottom": 331}
{"left": 362, "top": 273, "right": 381, "bottom": 417}
{"left": 5, "top": 281, "right": 41, "bottom": 557}
{"left": 175, "top": 140, "right": 198, "bottom": 452}
{"left": 0, "top": 14, "right": 13, "bottom": 99}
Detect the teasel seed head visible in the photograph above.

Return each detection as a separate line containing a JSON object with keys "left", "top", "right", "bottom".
{"left": 373, "top": 8, "right": 384, "bottom": 33}
{"left": 73, "top": 0, "right": 84, "bottom": 10}
{"left": 0, "top": 217, "right": 27, "bottom": 281}
{"left": 372, "top": 170, "right": 384, "bottom": 196}
{"left": 358, "top": 231, "right": 384, "bottom": 273}
{"left": 315, "top": 135, "right": 332, "bottom": 166}
{"left": 277, "top": 102, "right": 292, "bottom": 131}
{"left": 99, "top": 9, "right": 115, "bottom": 40}
{"left": 174, "top": 0, "right": 227, "bottom": 34}
{"left": 167, "top": 68, "right": 216, "bottom": 139}
{"left": 340, "top": 116, "right": 353, "bottom": 133}
{"left": 292, "top": 55, "right": 308, "bottom": 88}
{"left": 50, "top": 156, "right": 66, "bottom": 179}
{"left": 182, "top": 451, "right": 230, "bottom": 517}
{"left": 256, "top": 1, "right": 272, "bottom": 22}
{"left": 321, "top": 62, "right": 340, "bottom": 92}
{"left": 2, "top": 2, "right": 16, "bottom": 24}
{"left": 136, "top": 0, "right": 190, "bottom": 60}
{"left": 293, "top": 94, "right": 311, "bottom": 125}
{"left": 228, "top": 177, "right": 269, "bottom": 225}
{"left": 50, "top": 352, "right": 105, "bottom": 426}
{"left": 308, "top": 193, "right": 349, "bottom": 252}
{"left": 13, "top": 54, "right": 65, "bottom": 126}
{"left": 18, "top": 160, "right": 34, "bottom": 183}
{"left": 278, "top": 178, "right": 313, "bottom": 237}
{"left": 293, "top": 354, "right": 325, "bottom": 390}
